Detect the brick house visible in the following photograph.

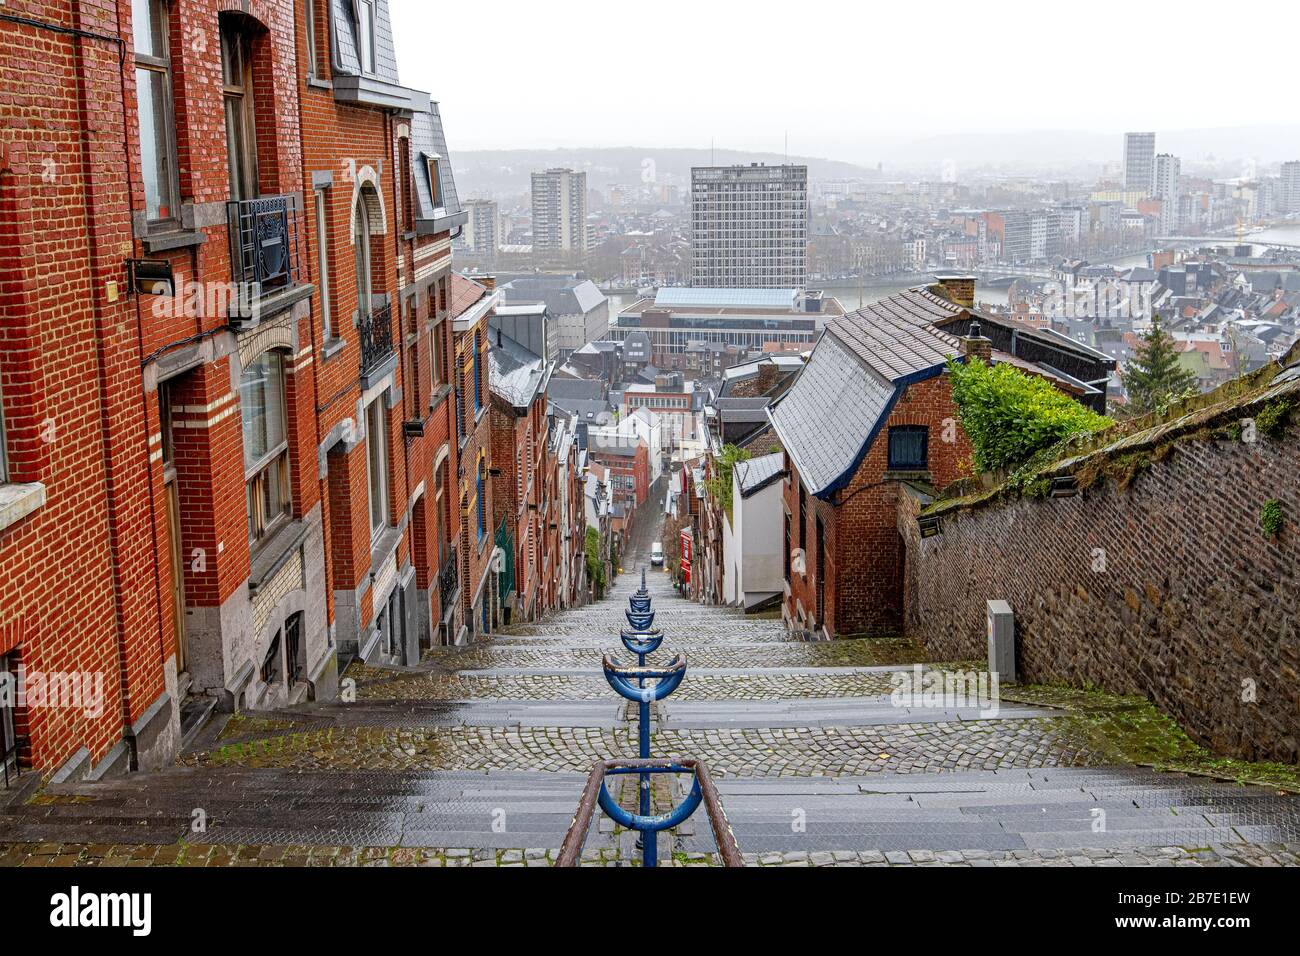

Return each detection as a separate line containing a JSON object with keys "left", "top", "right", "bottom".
{"left": 549, "top": 411, "right": 586, "bottom": 609}
{"left": 588, "top": 434, "right": 649, "bottom": 519}
{"left": 299, "top": 0, "right": 465, "bottom": 663}
{"left": 447, "top": 273, "right": 497, "bottom": 641}
{"left": 488, "top": 328, "right": 554, "bottom": 624}
{"left": 769, "top": 279, "right": 1115, "bottom": 638}
{"left": 0, "top": 0, "right": 469, "bottom": 780}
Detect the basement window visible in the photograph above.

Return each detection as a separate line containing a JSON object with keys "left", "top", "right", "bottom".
{"left": 887, "top": 426, "right": 929, "bottom": 472}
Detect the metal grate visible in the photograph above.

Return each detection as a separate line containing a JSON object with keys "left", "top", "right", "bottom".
{"left": 227, "top": 194, "right": 300, "bottom": 295}
{"left": 360, "top": 303, "right": 394, "bottom": 376}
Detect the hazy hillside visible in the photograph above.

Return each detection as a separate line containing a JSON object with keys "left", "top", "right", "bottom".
{"left": 449, "top": 147, "right": 880, "bottom": 199}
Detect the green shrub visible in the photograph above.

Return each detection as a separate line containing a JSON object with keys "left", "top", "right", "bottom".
{"left": 1254, "top": 399, "right": 1292, "bottom": 440}
{"left": 706, "top": 444, "right": 751, "bottom": 520}
{"left": 948, "top": 357, "right": 1114, "bottom": 474}
{"left": 1261, "top": 499, "right": 1285, "bottom": 539}
{"left": 584, "top": 527, "right": 607, "bottom": 597}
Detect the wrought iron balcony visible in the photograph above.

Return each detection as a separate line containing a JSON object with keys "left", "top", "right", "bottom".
{"left": 359, "top": 303, "right": 395, "bottom": 377}
{"left": 438, "top": 551, "right": 459, "bottom": 612}
{"left": 227, "top": 194, "right": 300, "bottom": 295}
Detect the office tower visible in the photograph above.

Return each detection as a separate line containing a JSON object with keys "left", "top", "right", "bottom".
{"left": 691, "top": 164, "right": 808, "bottom": 288}
{"left": 531, "top": 168, "right": 588, "bottom": 252}
{"left": 1154, "top": 153, "right": 1181, "bottom": 231}
{"left": 1123, "top": 132, "right": 1157, "bottom": 195}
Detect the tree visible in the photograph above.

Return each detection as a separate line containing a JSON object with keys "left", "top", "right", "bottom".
{"left": 1123, "top": 317, "right": 1198, "bottom": 414}
{"left": 948, "top": 357, "right": 1114, "bottom": 474}
{"left": 706, "top": 444, "right": 751, "bottom": 520}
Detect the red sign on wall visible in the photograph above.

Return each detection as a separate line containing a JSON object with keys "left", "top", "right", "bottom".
{"left": 680, "top": 530, "right": 692, "bottom": 586}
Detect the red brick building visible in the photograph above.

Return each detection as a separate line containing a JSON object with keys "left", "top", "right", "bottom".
{"left": 297, "top": 0, "right": 464, "bottom": 662}
{"left": 769, "top": 280, "right": 1115, "bottom": 638}
{"left": 0, "top": 0, "right": 470, "bottom": 779}
{"left": 488, "top": 327, "right": 553, "bottom": 623}
{"left": 447, "top": 273, "right": 496, "bottom": 640}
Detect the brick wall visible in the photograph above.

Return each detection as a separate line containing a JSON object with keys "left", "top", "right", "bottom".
{"left": 784, "top": 372, "right": 971, "bottom": 637}
{"left": 899, "top": 410, "right": 1299, "bottom": 764}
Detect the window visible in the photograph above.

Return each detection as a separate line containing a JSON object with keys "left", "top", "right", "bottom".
{"left": 798, "top": 484, "right": 807, "bottom": 553}
{"left": 314, "top": 188, "right": 333, "bottom": 340}
{"left": 285, "top": 612, "right": 303, "bottom": 685}
{"left": 304, "top": 0, "right": 318, "bottom": 76}
{"left": 887, "top": 426, "right": 929, "bottom": 471}
{"left": 1, "top": 650, "right": 20, "bottom": 776}
{"left": 354, "top": 195, "right": 373, "bottom": 316}
{"left": 221, "top": 18, "right": 259, "bottom": 201}
{"left": 366, "top": 394, "right": 389, "bottom": 539}
{"left": 357, "top": 0, "right": 377, "bottom": 75}
{"left": 426, "top": 154, "right": 441, "bottom": 207}
{"left": 133, "top": 0, "right": 179, "bottom": 224}
{"left": 476, "top": 457, "right": 486, "bottom": 543}
{"left": 260, "top": 630, "right": 280, "bottom": 687}
{"left": 241, "top": 351, "right": 291, "bottom": 545}
{"left": 377, "top": 587, "right": 400, "bottom": 656}
{"left": 472, "top": 333, "right": 482, "bottom": 413}
{"left": 429, "top": 319, "right": 445, "bottom": 397}
{"left": 783, "top": 512, "right": 792, "bottom": 581}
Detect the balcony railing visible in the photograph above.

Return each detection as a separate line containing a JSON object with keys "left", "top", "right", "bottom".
{"left": 438, "top": 551, "right": 459, "bottom": 613}
{"left": 360, "top": 303, "right": 394, "bottom": 377}
{"left": 227, "top": 194, "right": 300, "bottom": 295}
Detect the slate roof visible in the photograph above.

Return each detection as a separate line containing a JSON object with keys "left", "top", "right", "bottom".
{"left": 736, "top": 452, "right": 786, "bottom": 498}
{"left": 769, "top": 333, "right": 904, "bottom": 498}
{"left": 824, "top": 303, "right": 962, "bottom": 382}
{"left": 489, "top": 334, "right": 550, "bottom": 410}
{"left": 410, "top": 105, "right": 465, "bottom": 232}
{"left": 331, "top": 0, "right": 400, "bottom": 83}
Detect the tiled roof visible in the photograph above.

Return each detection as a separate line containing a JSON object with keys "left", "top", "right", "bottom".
{"left": 736, "top": 452, "right": 786, "bottom": 497}
{"left": 489, "top": 334, "right": 548, "bottom": 409}
{"left": 449, "top": 273, "right": 488, "bottom": 319}
{"left": 825, "top": 308, "right": 961, "bottom": 383}
{"left": 768, "top": 334, "right": 900, "bottom": 497}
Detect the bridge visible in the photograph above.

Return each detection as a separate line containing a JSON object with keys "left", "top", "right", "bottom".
{"left": 1154, "top": 236, "right": 1300, "bottom": 252}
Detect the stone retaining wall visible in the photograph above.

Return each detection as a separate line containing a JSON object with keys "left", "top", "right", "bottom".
{"left": 899, "top": 383, "right": 1299, "bottom": 763}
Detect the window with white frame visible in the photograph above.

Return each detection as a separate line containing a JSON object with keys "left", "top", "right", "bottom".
{"left": 357, "top": 0, "right": 377, "bottom": 75}
{"left": 133, "top": 0, "right": 180, "bottom": 225}
{"left": 314, "top": 187, "right": 333, "bottom": 340}
{"left": 241, "top": 351, "right": 291, "bottom": 545}
{"left": 366, "top": 393, "right": 389, "bottom": 539}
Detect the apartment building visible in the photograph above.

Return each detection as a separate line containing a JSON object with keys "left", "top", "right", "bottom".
{"left": 0, "top": 0, "right": 471, "bottom": 781}
{"left": 531, "top": 168, "right": 588, "bottom": 253}
{"left": 1124, "top": 132, "right": 1157, "bottom": 196}
{"left": 488, "top": 330, "right": 554, "bottom": 624}
{"left": 1155, "top": 154, "right": 1182, "bottom": 232}
{"left": 691, "top": 164, "right": 808, "bottom": 288}
{"left": 448, "top": 274, "right": 498, "bottom": 641}
{"left": 459, "top": 199, "right": 499, "bottom": 258}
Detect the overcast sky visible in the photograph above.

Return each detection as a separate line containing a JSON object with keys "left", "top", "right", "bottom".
{"left": 391, "top": 0, "right": 1299, "bottom": 164}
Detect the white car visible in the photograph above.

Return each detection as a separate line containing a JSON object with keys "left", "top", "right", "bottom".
{"left": 650, "top": 542, "right": 664, "bottom": 567}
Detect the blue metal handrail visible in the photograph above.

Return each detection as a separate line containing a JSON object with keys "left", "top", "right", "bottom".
{"left": 626, "top": 608, "right": 655, "bottom": 630}
{"left": 620, "top": 627, "right": 663, "bottom": 659}
{"left": 556, "top": 758, "right": 743, "bottom": 868}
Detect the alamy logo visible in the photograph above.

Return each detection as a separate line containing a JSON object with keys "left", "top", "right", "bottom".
{"left": 49, "top": 886, "right": 151, "bottom": 936}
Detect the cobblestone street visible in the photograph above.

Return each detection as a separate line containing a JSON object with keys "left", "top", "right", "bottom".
{"left": 3, "top": 555, "right": 1300, "bottom": 866}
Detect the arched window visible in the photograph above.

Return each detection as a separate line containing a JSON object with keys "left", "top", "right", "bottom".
{"left": 241, "top": 350, "right": 290, "bottom": 545}
{"left": 354, "top": 193, "right": 373, "bottom": 316}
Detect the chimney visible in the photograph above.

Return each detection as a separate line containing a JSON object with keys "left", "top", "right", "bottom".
{"left": 961, "top": 320, "right": 993, "bottom": 362}
{"left": 755, "top": 360, "right": 779, "bottom": 395}
{"left": 478, "top": 275, "right": 497, "bottom": 291}
{"left": 931, "top": 275, "right": 976, "bottom": 309}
